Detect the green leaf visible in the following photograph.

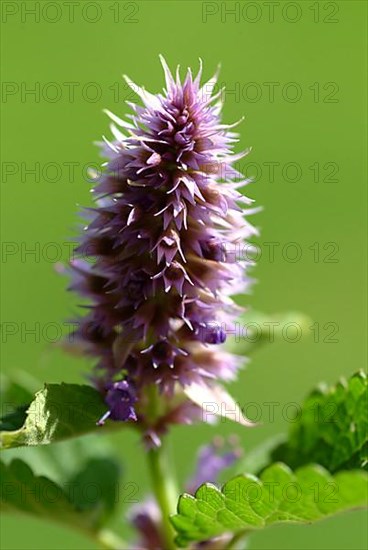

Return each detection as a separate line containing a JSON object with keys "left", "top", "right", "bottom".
{"left": 172, "top": 371, "right": 368, "bottom": 546}
{"left": 272, "top": 371, "right": 368, "bottom": 472}
{"left": 0, "top": 405, "right": 29, "bottom": 431}
{"left": 1, "top": 433, "right": 118, "bottom": 489}
{"left": 0, "top": 456, "right": 121, "bottom": 534}
{"left": 171, "top": 463, "right": 368, "bottom": 547}
{"left": 0, "top": 383, "right": 111, "bottom": 450}
{"left": 0, "top": 372, "right": 38, "bottom": 430}
{"left": 68, "top": 458, "right": 120, "bottom": 528}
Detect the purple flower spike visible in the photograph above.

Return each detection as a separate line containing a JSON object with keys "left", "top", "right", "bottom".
{"left": 69, "top": 56, "right": 257, "bottom": 434}
{"left": 97, "top": 380, "right": 137, "bottom": 425}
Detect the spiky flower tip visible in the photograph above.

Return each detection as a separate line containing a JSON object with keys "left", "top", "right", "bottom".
{"left": 69, "top": 56, "right": 257, "bottom": 437}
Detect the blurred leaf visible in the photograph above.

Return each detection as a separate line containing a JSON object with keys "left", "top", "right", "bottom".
{"left": 226, "top": 310, "right": 312, "bottom": 356}
{"left": 1, "top": 434, "right": 119, "bottom": 487}
{"left": 69, "top": 458, "right": 120, "bottom": 528}
{"left": 0, "top": 383, "right": 114, "bottom": 450}
{"left": 0, "top": 372, "right": 39, "bottom": 431}
{"left": 271, "top": 370, "right": 368, "bottom": 472}
{"left": 0, "top": 405, "right": 29, "bottom": 431}
{"left": 0, "top": 456, "right": 121, "bottom": 534}
{"left": 171, "top": 463, "right": 368, "bottom": 547}
{"left": 240, "top": 434, "right": 286, "bottom": 475}
{"left": 0, "top": 371, "right": 39, "bottom": 405}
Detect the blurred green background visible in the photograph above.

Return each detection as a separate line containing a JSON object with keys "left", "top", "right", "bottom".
{"left": 1, "top": 0, "right": 367, "bottom": 548}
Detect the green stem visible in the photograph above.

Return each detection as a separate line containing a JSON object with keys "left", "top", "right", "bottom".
{"left": 147, "top": 443, "right": 177, "bottom": 550}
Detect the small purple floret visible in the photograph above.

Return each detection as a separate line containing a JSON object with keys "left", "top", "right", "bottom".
{"left": 202, "top": 324, "right": 227, "bottom": 344}
{"left": 97, "top": 380, "right": 137, "bottom": 425}
{"left": 186, "top": 438, "right": 241, "bottom": 494}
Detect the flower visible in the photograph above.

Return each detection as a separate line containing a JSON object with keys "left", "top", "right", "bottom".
{"left": 97, "top": 380, "right": 137, "bottom": 425}
{"left": 68, "top": 56, "right": 256, "bottom": 431}
{"left": 186, "top": 436, "right": 242, "bottom": 494}
{"left": 129, "top": 498, "right": 162, "bottom": 550}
